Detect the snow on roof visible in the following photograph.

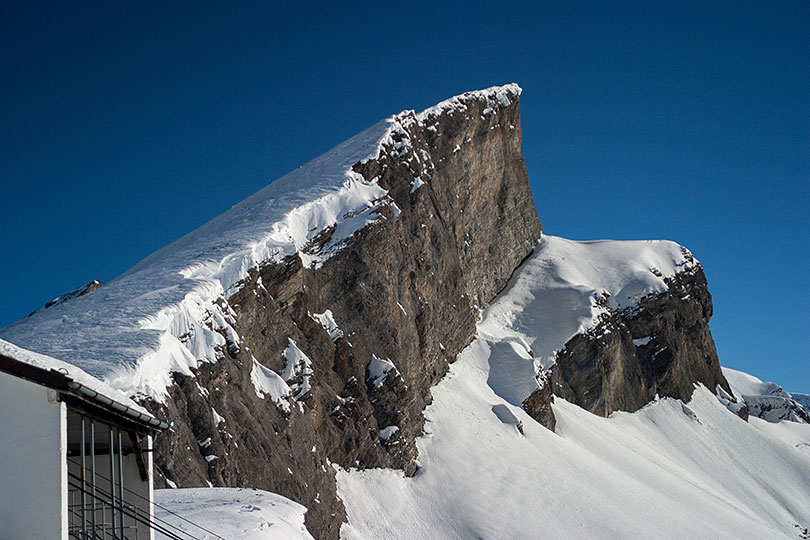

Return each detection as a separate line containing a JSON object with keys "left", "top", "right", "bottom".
{"left": 0, "top": 337, "right": 150, "bottom": 416}
{"left": 0, "top": 85, "right": 521, "bottom": 403}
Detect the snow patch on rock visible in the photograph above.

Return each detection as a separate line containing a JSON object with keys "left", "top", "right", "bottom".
{"left": 311, "top": 310, "right": 344, "bottom": 341}
{"left": 379, "top": 425, "right": 400, "bottom": 441}
{"left": 250, "top": 357, "right": 292, "bottom": 412}
{"left": 367, "top": 355, "right": 399, "bottom": 389}
{"left": 282, "top": 339, "right": 314, "bottom": 400}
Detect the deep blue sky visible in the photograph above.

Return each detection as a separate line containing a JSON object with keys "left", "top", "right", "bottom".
{"left": 1, "top": 2, "right": 808, "bottom": 391}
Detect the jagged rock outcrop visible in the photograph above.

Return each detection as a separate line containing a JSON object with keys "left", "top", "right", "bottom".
{"left": 546, "top": 250, "right": 731, "bottom": 421}
{"left": 721, "top": 368, "right": 810, "bottom": 424}
{"left": 1, "top": 84, "right": 746, "bottom": 539}
{"left": 744, "top": 393, "right": 810, "bottom": 423}
{"left": 147, "top": 86, "right": 541, "bottom": 538}
{"left": 27, "top": 279, "right": 102, "bottom": 316}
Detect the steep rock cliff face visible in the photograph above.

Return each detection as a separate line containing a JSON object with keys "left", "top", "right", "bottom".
{"left": 1, "top": 85, "right": 744, "bottom": 539}
{"left": 526, "top": 250, "right": 731, "bottom": 428}
{"left": 146, "top": 86, "right": 541, "bottom": 538}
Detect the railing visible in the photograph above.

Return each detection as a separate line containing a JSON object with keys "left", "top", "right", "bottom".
{"left": 66, "top": 411, "right": 225, "bottom": 540}
{"left": 68, "top": 486, "right": 140, "bottom": 539}
{"left": 67, "top": 465, "right": 226, "bottom": 540}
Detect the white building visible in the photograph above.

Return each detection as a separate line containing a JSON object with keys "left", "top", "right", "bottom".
{"left": 0, "top": 339, "right": 168, "bottom": 540}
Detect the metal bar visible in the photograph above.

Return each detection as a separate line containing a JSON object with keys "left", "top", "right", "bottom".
{"left": 67, "top": 457, "right": 226, "bottom": 540}
{"left": 69, "top": 489, "right": 74, "bottom": 531}
{"left": 109, "top": 426, "right": 117, "bottom": 538}
{"left": 81, "top": 417, "right": 87, "bottom": 539}
{"left": 118, "top": 429, "right": 125, "bottom": 540}
{"left": 91, "top": 421, "right": 97, "bottom": 538}
{"left": 67, "top": 480, "right": 191, "bottom": 540}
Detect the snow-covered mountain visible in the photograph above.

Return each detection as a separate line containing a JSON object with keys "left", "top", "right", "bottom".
{"left": 2, "top": 85, "right": 808, "bottom": 539}
{"left": 337, "top": 236, "right": 810, "bottom": 540}
{"left": 723, "top": 367, "right": 810, "bottom": 424}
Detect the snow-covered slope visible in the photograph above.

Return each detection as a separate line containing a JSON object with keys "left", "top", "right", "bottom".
{"left": 337, "top": 237, "right": 810, "bottom": 540}
{"left": 476, "top": 234, "right": 697, "bottom": 406}
{"left": 0, "top": 116, "right": 397, "bottom": 400}
{"left": 154, "top": 488, "right": 314, "bottom": 540}
{"left": 0, "top": 84, "right": 523, "bottom": 404}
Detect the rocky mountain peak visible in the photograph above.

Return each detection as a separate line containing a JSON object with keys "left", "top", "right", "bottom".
{"left": 0, "top": 85, "right": 740, "bottom": 539}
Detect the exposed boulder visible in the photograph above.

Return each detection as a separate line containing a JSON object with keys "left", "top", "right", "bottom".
{"left": 27, "top": 279, "right": 102, "bottom": 316}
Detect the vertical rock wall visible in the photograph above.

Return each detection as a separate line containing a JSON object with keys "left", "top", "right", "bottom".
{"left": 544, "top": 255, "right": 731, "bottom": 422}
{"left": 148, "top": 87, "right": 541, "bottom": 539}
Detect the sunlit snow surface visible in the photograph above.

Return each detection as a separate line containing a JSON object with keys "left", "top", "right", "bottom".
{"left": 0, "top": 114, "right": 394, "bottom": 400}
{"left": 0, "top": 337, "right": 148, "bottom": 414}
{"left": 0, "top": 84, "right": 522, "bottom": 402}
{"left": 338, "top": 237, "right": 810, "bottom": 540}
{"left": 154, "top": 488, "right": 313, "bottom": 540}
{"left": 478, "top": 235, "right": 696, "bottom": 405}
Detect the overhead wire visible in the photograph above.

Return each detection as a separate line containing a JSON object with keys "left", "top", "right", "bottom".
{"left": 67, "top": 457, "right": 227, "bottom": 540}
{"left": 67, "top": 478, "right": 193, "bottom": 540}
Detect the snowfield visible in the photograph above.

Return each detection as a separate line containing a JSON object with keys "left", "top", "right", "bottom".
{"left": 337, "top": 237, "right": 810, "bottom": 540}
{"left": 339, "top": 381, "right": 810, "bottom": 539}
{"left": 154, "top": 488, "right": 313, "bottom": 540}
{"left": 0, "top": 85, "right": 523, "bottom": 404}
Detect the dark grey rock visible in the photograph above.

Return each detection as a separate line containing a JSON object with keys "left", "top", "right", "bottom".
{"left": 28, "top": 279, "right": 102, "bottom": 316}
{"left": 546, "top": 251, "right": 731, "bottom": 421}
{"left": 146, "top": 87, "right": 541, "bottom": 539}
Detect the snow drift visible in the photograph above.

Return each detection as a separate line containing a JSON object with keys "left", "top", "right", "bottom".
{"left": 337, "top": 236, "right": 810, "bottom": 540}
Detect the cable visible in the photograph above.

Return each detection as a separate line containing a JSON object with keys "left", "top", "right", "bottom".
{"left": 68, "top": 475, "right": 199, "bottom": 540}
{"left": 68, "top": 479, "right": 194, "bottom": 540}
{"left": 68, "top": 458, "right": 227, "bottom": 540}
{"left": 68, "top": 479, "right": 190, "bottom": 540}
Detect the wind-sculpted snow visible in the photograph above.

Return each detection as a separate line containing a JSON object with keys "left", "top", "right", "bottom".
{"left": 0, "top": 84, "right": 528, "bottom": 404}
{"left": 337, "top": 238, "right": 810, "bottom": 539}
{"left": 0, "top": 110, "right": 423, "bottom": 400}
{"left": 477, "top": 234, "right": 697, "bottom": 405}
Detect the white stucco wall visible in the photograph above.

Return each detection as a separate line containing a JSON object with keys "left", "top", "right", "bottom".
{"left": 0, "top": 370, "right": 67, "bottom": 540}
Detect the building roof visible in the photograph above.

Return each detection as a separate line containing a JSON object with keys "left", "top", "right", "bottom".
{"left": 0, "top": 338, "right": 167, "bottom": 432}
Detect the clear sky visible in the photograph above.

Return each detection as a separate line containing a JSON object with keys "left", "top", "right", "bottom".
{"left": 1, "top": 1, "right": 808, "bottom": 391}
